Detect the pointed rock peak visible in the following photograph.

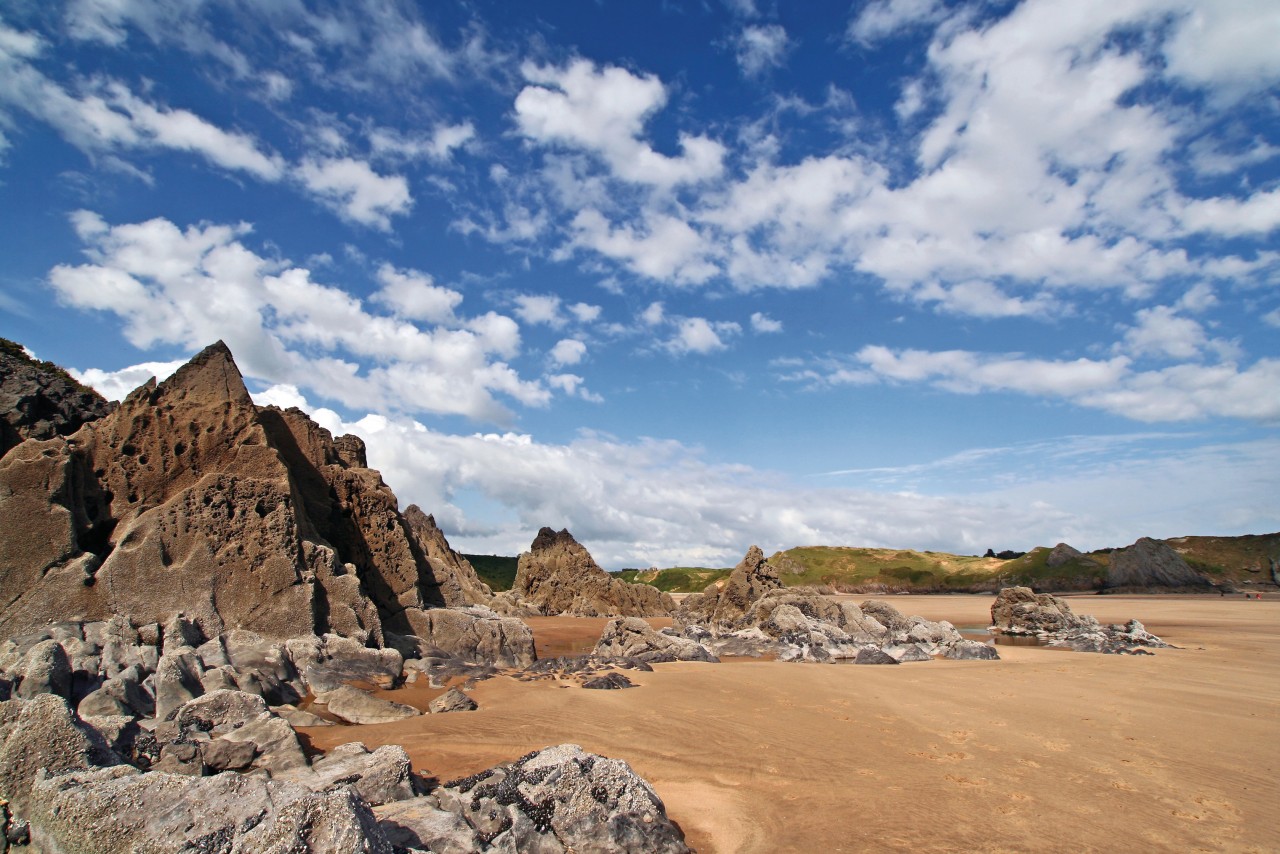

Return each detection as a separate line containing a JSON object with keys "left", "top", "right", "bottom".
{"left": 403, "top": 505, "right": 438, "bottom": 531}
{"left": 531, "top": 527, "right": 577, "bottom": 552}
{"left": 157, "top": 340, "right": 252, "bottom": 407}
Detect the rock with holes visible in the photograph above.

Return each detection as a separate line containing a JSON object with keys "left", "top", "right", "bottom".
{"left": 26, "top": 764, "right": 392, "bottom": 853}
{"left": 513, "top": 528, "right": 674, "bottom": 617}
{"left": 431, "top": 743, "right": 690, "bottom": 853}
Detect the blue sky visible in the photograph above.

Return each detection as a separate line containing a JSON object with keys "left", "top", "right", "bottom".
{"left": 1, "top": 0, "right": 1277, "bottom": 567}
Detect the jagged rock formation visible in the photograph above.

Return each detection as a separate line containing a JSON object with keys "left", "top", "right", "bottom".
{"left": 0, "top": 338, "right": 113, "bottom": 459}
{"left": 990, "top": 587, "right": 1173, "bottom": 653}
{"left": 675, "top": 547, "right": 997, "bottom": 662}
{"left": 1105, "top": 537, "right": 1214, "bottom": 591}
{"left": 676, "top": 545, "right": 782, "bottom": 631}
{"left": 0, "top": 341, "right": 529, "bottom": 662}
{"left": 512, "top": 527, "right": 675, "bottom": 616}
{"left": 403, "top": 505, "right": 493, "bottom": 606}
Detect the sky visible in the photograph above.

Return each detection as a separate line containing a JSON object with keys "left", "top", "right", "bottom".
{"left": 1, "top": 0, "right": 1277, "bottom": 569}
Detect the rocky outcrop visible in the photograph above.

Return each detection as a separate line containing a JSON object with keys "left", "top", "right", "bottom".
{"left": 990, "top": 586, "right": 1089, "bottom": 634}
{"left": 1105, "top": 537, "right": 1214, "bottom": 591}
{"left": 513, "top": 528, "right": 675, "bottom": 617}
{"left": 675, "top": 545, "right": 782, "bottom": 631}
{"left": 430, "top": 744, "right": 690, "bottom": 853}
{"left": 673, "top": 547, "right": 991, "bottom": 663}
{"left": 0, "top": 341, "right": 529, "bottom": 670}
{"left": 0, "top": 338, "right": 112, "bottom": 459}
{"left": 594, "top": 617, "right": 718, "bottom": 663}
{"left": 428, "top": 687, "right": 477, "bottom": 713}
{"left": 403, "top": 505, "right": 493, "bottom": 607}
{"left": 990, "top": 587, "right": 1173, "bottom": 653}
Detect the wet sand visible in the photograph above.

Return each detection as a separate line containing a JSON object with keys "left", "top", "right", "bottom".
{"left": 302, "top": 596, "right": 1279, "bottom": 853}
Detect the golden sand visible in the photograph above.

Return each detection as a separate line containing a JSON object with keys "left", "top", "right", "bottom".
{"left": 302, "top": 595, "right": 1279, "bottom": 853}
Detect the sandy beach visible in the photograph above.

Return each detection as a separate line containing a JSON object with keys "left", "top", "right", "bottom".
{"left": 302, "top": 595, "right": 1279, "bottom": 853}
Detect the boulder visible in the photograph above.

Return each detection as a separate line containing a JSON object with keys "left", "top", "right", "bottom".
{"left": 26, "top": 764, "right": 392, "bottom": 853}
{"left": 15, "top": 640, "right": 72, "bottom": 701}
{"left": 594, "top": 617, "right": 718, "bottom": 663}
{"left": 513, "top": 527, "right": 675, "bottom": 617}
{"left": 582, "top": 672, "right": 637, "bottom": 689}
{"left": 405, "top": 606, "right": 536, "bottom": 668}
{"left": 428, "top": 688, "right": 478, "bottom": 713}
{"left": 152, "top": 649, "right": 204, "bottom": 720}
{"left": 990, "top": 587, "right": 1090, "bottom": 634}
{"left": 303, "top": 742, "right": 416, "bottom": 806}
{"left": 0, "top": 694, "right": 104, "bottom": 813}
{"left": 943, "top": 640, "right": 1000, "bottom": 660}
{"left": 374, "top": 798, "right": 477, "bottom": 854}
{"left": 432, "top": 743, "right": 689, "bottom": 853}
{"left": 315, "top": 686, "right": 422, "bottom": 726}
{"left": 854, "top": 647, "right": 899, "bottom": 665}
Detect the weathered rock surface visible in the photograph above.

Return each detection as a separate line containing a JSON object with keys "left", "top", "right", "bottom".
{"left": 990, "top": 587, "right": 1173, "bottom": 653}
{"left": 316, "top": 685, "right": 422, "bottom": 725}
{"left": 431, "top": 743, "right": 690, "bottom": 853}
{"left": 404, "top": 605, "right": 537, "bottom": 668}
{"left": 27, "top": 764, "right": 392, "bottom": 853}
{"left": 1106, "top": 537, "right": 1214, "bottom": 591}
{"left": 302, "top": 742, "right": 416, "bottom": 806}
{"left": 0, "top": 694, "right": 108, "bottom": 814}
{"left": 404, "top": 505, "right": 494, "bottom": 607}
{"left": 0, "top": 340, "right": 502, "bottom": 655}
{"left": 428, "top": 687, "right": 478, "bottom": 713}
{"left": 514, "top": 527, "right": 675, "bottom": 617}
{"left": 675, "top": 545, "right": 782, "bottom": 632}
{"left": 594, "top": 617, "right": 718, "bottom": 663}
{"left": 990, "top": 586, "right": 1089, "bottom": 634}
{"left": 0, "top": 338, "right": 111, "bottom": 459}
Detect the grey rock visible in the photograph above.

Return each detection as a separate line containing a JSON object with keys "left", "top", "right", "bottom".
{"left": 428, "top": 688, "right": 478, "bottom": 713}
{"left": 272, "top": 704, "right": 332, "bottom": 727}
{"left": 883, "top": 643, "right": 933, "bottom": 662}
{"left": 153, "top": 648, "right": 204, "bottom": 721}
{"left": 374, "top": 798, "right": 477, "bottom": 854}
{"left": 854, "top": 647, "right": 899, "bottom": 665}
{"left": 594, "top": 617, "right": 718, "bottom": 663}
{"left": 27, "top": 764, "right": 392, "bottom": 853}
{"left": 433, "top": 743, "right": 689, "bottom": 853}
{"left": 943, "top": 640, "right": 1001, "bottom": 660}
{"left": 201, "top": 737, "right": 257, "bottom": 772}
{"left": 582, "top": 672, "right": 637, "bottom": 689}
{"left": 161, "top": 613, "right": 203, "bottom": 655}
{"left": 675, "top": 546, "right": 781, "bottom": 632}
{"left": 316, "top": 685, "right": 422, "bottom": 725}
{"left": 0, "top": 339, "right": 111, "bottom": 458}
{"left": 990, "top": 587, "right": 1090, "bottom": 635}
{"left": 15, "top": 640, "right": 72, "bottom": 701}
{"left": 0, "top": 694, "right": 102, "bottom": 813}
{"left": 304, "top": 742, "right": 415, "bottom": 806}
{"left": 405, "top": 606, "right": 536, "bottom": 668}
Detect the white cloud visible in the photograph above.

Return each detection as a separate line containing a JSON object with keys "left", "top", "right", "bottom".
{"left": 369, "top": 122, "right": 475, "bottom": 163}
{"left": 640, "top": 301, "right": 665, "bottom": 326}
{"left": 667, "top": 317, "right": 739, "bottom": 355}
{"left": 570, "top": 209, "right": 718, "bottom": 285}
{"left": 568, "top": 302, "right": 602, "bottom": 324}
{"left": 750, "top": 311, "right": 782, "bottom": 333}
{"left": 1161, "top": 0, "right": 1280, "bottom": 98}
{"left": 734, "top": 24, "right": 790, "bottom": 77}
{"left": 548, "top": 338, "right": 587, "bottom": 367}
{"left": 1262, "top": 308, "right": 1280, "bottom": 329}
{"left": 840, "top": 344, "right": 1280, "bottom": 423}
{"left": 48, "top": 213, "right": 547, "bottom": 423}
{"left": 848, "top": 0, "right": 947, "bottom": 45}
{"left": 514, "top": 59, "right": 725, "bottom": 188}
{"left": 294, "top": 157, "right": 412, "bottom": 230}
{"left": 373, "top": 264, "right": 463, "bottom": 323}
{"left": 1122, "top": 305, "right": 1208, "bottom": 360}
{"left": 512, "top": 294, "right": 564, "bottom": 328}
{"left": 73, "top": 358, "right": 186, "bottom": 402}
{"left": 1180, "top": 187, "right": 1280, "bottom": 237}
{"left": 267, "top": 401, "right": 1280, "bottom": 566}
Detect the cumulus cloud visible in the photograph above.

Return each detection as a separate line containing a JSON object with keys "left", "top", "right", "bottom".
{"left": 667, "top": 317, "right": 739, "bottom": 355}
{"left": 512, "top": 294, "right": 565, "bottom": 328}
{"left": 548, "top": 338, "right": 587, "bottom": 367}
{"left": 50, "top": 212, "right": 547, "bottom": 422}
{"left": 750, "top": 311, "right": 782, "bottom": 333}
{"left": 73, "top": 358, "right": 186, "bottom": 402}
{"left": 514, "top": 59, "right": 726, "bottom": 188}
{"left": 294, "top": 157, "right": 413, "bottom": 230}
{"left": 848, "top": 0, "right": 948, "bottom": 45}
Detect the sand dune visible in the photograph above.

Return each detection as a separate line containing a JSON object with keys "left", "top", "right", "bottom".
{"left": 302, "top": 595, "right": 1279, "bottom": 853}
